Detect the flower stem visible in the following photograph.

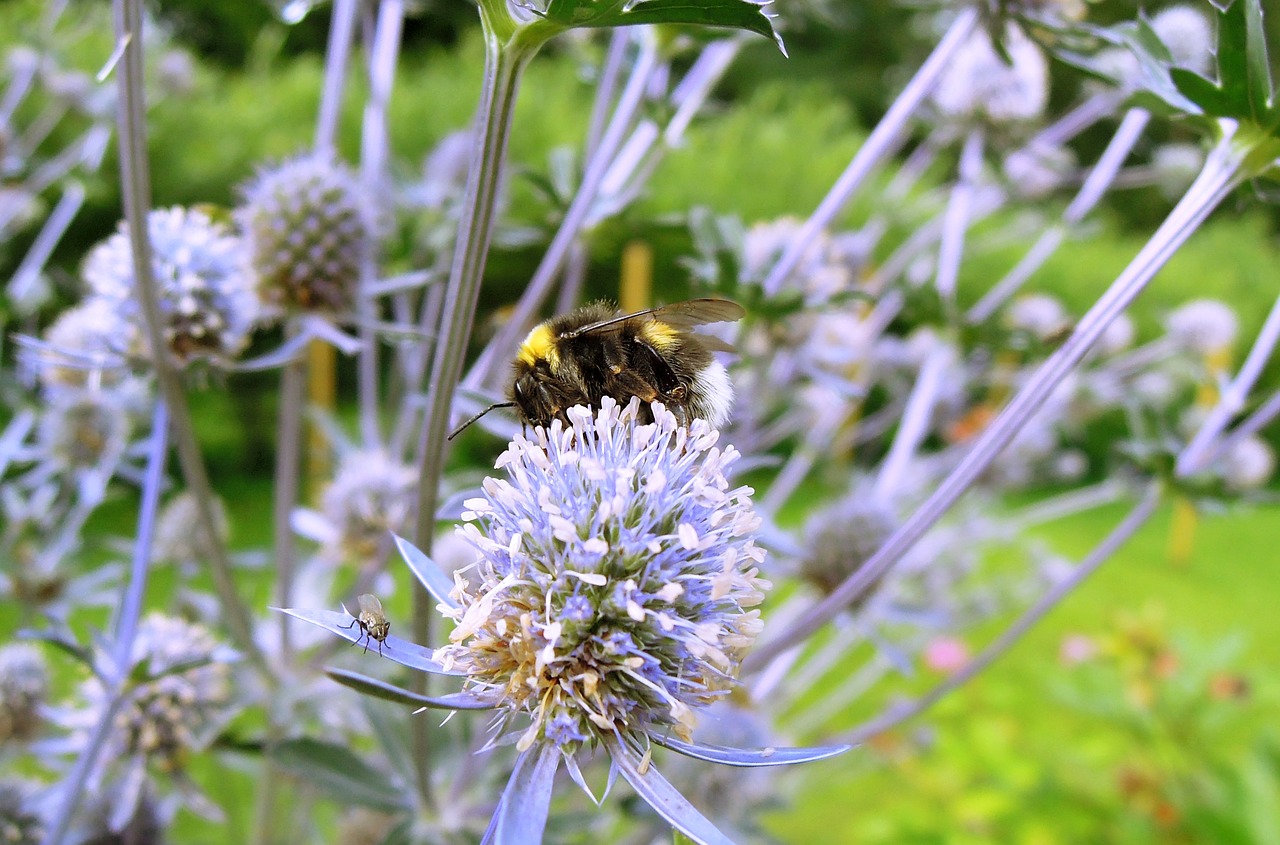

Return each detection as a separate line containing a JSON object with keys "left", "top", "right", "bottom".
{"left": 110, "top": 0, "right": 267, "bottom": 673}
{"left": 45, "top": 400, "right": 170, "bottom": 845}
{"left": 409, "top": 24, "right": 543, "bottom": 808}
{"left": 273, "top": 347, "right": 306, "bottom": 659}
{"left": 760, "top": 6, "right": 978, "bottom": 294}
{"left": 462, "top": 32, "right": 660, "bottom": 392}
{"left": 839, "top": 483, "right": 1161, "bottom": 745}
{"left": 744, "top": 126, "right": 1245, "bottom": 673}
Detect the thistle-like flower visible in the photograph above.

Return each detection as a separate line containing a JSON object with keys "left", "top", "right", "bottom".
{"left": 1165, "top": 299, "right": 1238, "bottom": 355}
{"left": 151, "top": 490, "right": 231, "bottom": 567}
{"left": 238, "top": 152, "right": 373, "bottom": 315}
{"left": 83, "top": 207, "right": 259, "bottom": 368}
{"left": 53, "top": 615, "right": 239, "bottom": 826}
{"left": 798, "top": 490, "right": 898, "bottom": 597}
{"left": 0, "top": 644, "right": 48, "bottom": 744}
{"left": 0, "top": 780, "right": 43, "bottom": 845}
{"left": 319, "top": 449, "right": 418, "bottom": 562}
{"left": 35, "top": 299, "right": 132, "bottom": 393}
{"left": 36, "top": 387, "right": 132, "bottom": 479}
{"left": 445, "top": 398, "right": 768, "bottom": 751}
{"left": 284, "top": 399, "right": 846, "bottom": 842}
{"left": 930, "top": 25, "right": 1048, "bottom": 128}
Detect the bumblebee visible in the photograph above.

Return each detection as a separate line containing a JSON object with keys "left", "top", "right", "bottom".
{"left": 342, "top": 593, "right": 391, "bottom": 656}
{"left": 451, "top": 298, "right": 744, "bottom": 437}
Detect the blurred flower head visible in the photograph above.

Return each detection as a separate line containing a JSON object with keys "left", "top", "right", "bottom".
{"left": 83, "top": 207, "right": 259, "bottom": 368}
{"left": 320, "top": 449, "right": 418, "bottom": 562}
{"left": 931, "top": 25, "right": 1048, "bottom": 127}
{"left": 798, "top": 487, "right": 897, "bottom": 596}
{"left": 0, "top": 644, "right": 48, "bottom": 744}
{"left": 238, "top": 152, "right": 373, "bottom": 315}
{"left": 1165, "top": 299, "right": 1238, "bottom": 355}
{"left": 1150, "top": 5, "right": 1213, "bottom": 73}
{"left": 35, "top": 299, "right": 132, "bottom": 393}
{"left": 445, "top": 398, "right": 768, "bottom": 751}
{"left": 1006, "top": 293, "right": 1069, "bottom": 343}
{"left": 1220, "top": 435, "right": 1275, "bottom": 493}
{"left": 152, "top": 490, "right": 230, "bottom": 566}
{"left": 36, "top": 387, "right": 132, "bottom": 478}
{"left": 0, "top": 779, "right": 43, "bottom": 845}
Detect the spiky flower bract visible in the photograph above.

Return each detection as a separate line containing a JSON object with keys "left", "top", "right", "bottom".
{"left": 445, "top": 397, "right": 769, "bottom": 751}
{"left": 238, "top": 152, "right": 373, "bottom": 315}
{"left": 83, "top": 207, "right": 258, "bottom": 368}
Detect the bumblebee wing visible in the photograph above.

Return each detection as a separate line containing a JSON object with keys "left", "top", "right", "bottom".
{"left": 563, "top": 299, "right": 745, "bottom": 339}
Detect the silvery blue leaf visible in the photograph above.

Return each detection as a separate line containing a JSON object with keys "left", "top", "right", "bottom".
{"left": 392, "top": 534, "right": 460, "bottom": 611}
{"left": 650, "top": 732, "right": 851, "bottom": 767}
{"left": 325, "top": 667, "right": 496, "bottom": 711}
{"left": 602, "top": 732, "right": 734, "bottom": 845}
{"left": 480, "top": 743, "right": 561, "bottom": 845}
{"left": 275, "top": 607, "right": 464, "bottom": 675}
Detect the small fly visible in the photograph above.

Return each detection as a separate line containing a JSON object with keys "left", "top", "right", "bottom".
{"left": 342, "top": 593, "right": 391, "bottom": 656}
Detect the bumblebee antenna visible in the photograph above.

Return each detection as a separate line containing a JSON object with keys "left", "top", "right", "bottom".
{"left": 447, "top": 402, "right": 515, "bottom": 441}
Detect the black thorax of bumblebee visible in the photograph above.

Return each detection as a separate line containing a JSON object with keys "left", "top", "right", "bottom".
{"left": 511, "top": 302, "right": 714, "bottom": 430}
{"left": 447, "top": 298, "right": 742, "bottom": 439}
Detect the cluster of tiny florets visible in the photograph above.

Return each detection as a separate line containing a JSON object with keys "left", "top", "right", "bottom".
{"left": 0, "top": 644, "right": 48, "bottom": 744}
{"left": 798, "top": 492, "right": 898, "bottom": 596}
{"left": 36, "top": 299, "right": 132, "bottom": 392}
{"left": 238, "top": 152, "right": 372, "bottom": 314}
{"left": 322, "top": 449, "right": 419, "bottom": 561}
{"left": 37, "top": 387, "right": 132, "bottom": 475}
{"left": 0, "top": 780, "right": 43, "bottom": 845}
{"left": 931, "top": 25, "right": 1048, "bottom": 127}
{"left": 83, "top": 207, "right": 259, "bottom": 367}
{"left": 84, "top": 615, "right": 235, "bottom": 773}
{"left": 442, "top": 398, "right": 769, "bottom": 752}
{"left": 152, "top": 490, "right": 231, "bottom": 566}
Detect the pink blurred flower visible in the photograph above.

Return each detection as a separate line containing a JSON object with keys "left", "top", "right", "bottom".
{"left": 923, "top": 636, "right": 970, "bottom": 673}
{"left": 1059, "top": 633, "right": 1098, "bottom": 666}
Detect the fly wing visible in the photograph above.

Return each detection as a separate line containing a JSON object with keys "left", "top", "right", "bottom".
{"left": 356, "top": 593, "right": 384, "bottom": 615}
{"left": 563, "top": 299, "right": 745, "bottom": 339}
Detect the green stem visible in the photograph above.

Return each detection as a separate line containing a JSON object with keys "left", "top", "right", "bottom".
{"left": 110, "top": 0, "right": 268, "bottom": 674}
{"left": 273, "top": 344, "right": 306, "bottom": 660}
{"left": 408, "top": 25, "right": 546, "bottom": 808}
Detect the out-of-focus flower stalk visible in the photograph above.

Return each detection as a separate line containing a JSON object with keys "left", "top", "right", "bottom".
{"left": 109, "top": 0, "right": 265, "bottom": 672}
{"left": 744, "top": 122, "right": 1253, "bottom": 673}
{"left": 356, "top": 0, "right": 404, "bottom": 443}
{"left": 760, "top": 6, "right": 979, "bottom": 294}
{"left": 839, "top": 482, "right": 1161, "bottom": 746}
{"left": 968, "top": 107, "right": 1152, "bottom": 323}
{"left": 44, "top": 400, "right": 169, "bottom": 845}
{"left": 410, "top": 0, "right": 558, "bottom": 804}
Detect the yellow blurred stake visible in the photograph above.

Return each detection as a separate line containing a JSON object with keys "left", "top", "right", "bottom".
{"left": 306, "top": 338, "right": 336, "bottom": 503}
{"left": 620, "top": 240, "right": 652, "bottom": 313}
{"left": 1169, "top": 343, "right": 1232, "bottom": 566}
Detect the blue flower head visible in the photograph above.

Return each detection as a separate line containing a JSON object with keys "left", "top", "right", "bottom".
{"left": 443, "top": 396, "right": 769, "bottom": 753}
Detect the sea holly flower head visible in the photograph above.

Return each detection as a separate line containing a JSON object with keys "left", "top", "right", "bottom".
{"left": 238, "top": 152, "right": 373, "bottom": 316}
{"left": 83, "top": 207, "right": 259, "bottom": 369}
{"left": 285, "top": 399, "right": 849, "bottom": 842}
{"left": 444, "top": 397, "right": 769, "bottom": 752}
